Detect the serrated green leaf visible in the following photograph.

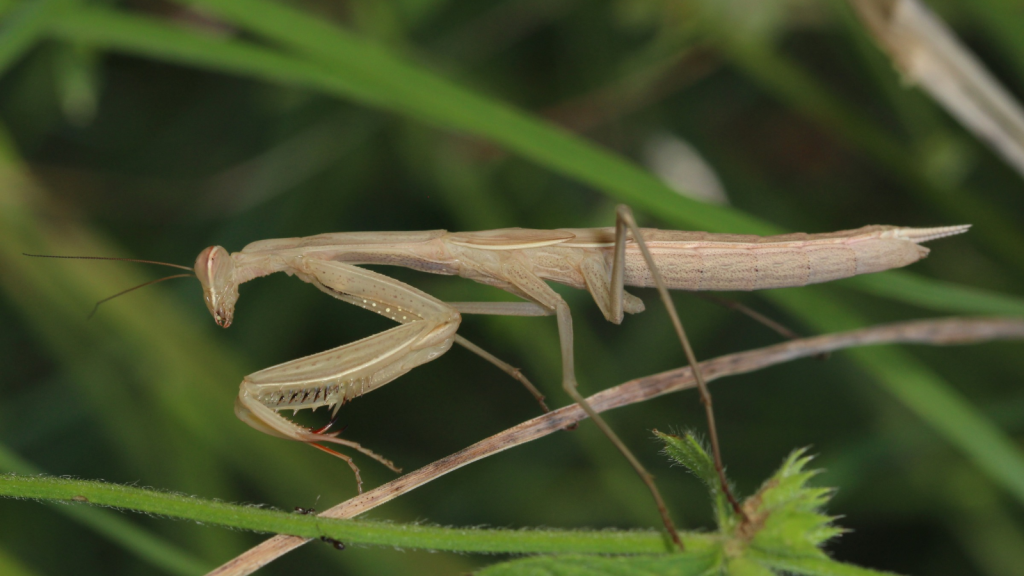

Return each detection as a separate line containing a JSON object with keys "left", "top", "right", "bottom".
{"left": 756, "top": 471, "right": 824, "bottom": 512}
{"left": 749, "top": 552, "right": 901, "bottom": 576}
{"left": 725, "top": 556, "right": 774, "bottom": 576}
{"left": 777, "top": 449, "right": 814, "bottom": 476}
{"left": 744, "top": 449, "right": 823, "bottom": 515}
{"left": 475, "top": 549, "right": 723, "bottom": 576}
{"left": 752, "top": 511, "right": 834, "bottom": 558}
{"left": 734, "top": 450, "right": 847, "bottom": 564}
{"left": 809, "top": 526, "right": 848, "bottom": 548}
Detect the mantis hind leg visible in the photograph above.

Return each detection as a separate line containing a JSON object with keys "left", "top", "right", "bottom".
{"left": 497, "top": 256, "right": 684, "bottom": 550}
{"left": 610, "top": 205, "right": 747, "bottom": 520}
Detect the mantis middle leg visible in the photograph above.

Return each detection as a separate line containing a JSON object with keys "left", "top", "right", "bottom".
{"left": 447, "top": 301, "right": 556, "bottom": 412}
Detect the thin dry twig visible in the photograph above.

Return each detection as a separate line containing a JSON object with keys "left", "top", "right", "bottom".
{"left": 848, "top": 0, "right": 1024, "bottom": 179}
{"left": 208, "top": 316, "right": 1024, "bottom": 576}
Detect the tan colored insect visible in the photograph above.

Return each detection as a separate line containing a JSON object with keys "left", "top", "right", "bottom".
{"left": 28, "top": 207, "right": 969, "bottom": 549}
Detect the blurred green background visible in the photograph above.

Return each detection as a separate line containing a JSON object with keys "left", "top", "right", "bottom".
{"left": 2, "top": 0, "right": 1024, "bottom": 574}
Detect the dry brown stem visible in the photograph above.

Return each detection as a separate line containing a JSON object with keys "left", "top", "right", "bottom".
{"left": 208, "top": 316, "right": 1024, "bottom": 576}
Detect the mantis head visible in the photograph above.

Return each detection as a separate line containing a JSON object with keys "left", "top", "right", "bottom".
{"left": 195, "top": 246, "right": 239, "bottom": 328}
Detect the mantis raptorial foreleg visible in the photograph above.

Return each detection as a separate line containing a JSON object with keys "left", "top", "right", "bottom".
{"left": 234, "top": 259, "right": 461, "bottom": 489}
{"left": 235, "top": 259, "right": 553, "bottom": 491}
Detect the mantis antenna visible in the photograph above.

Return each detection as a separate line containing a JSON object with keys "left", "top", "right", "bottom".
{"left": 22, "top": 253, "right": 194, "bottom": 318}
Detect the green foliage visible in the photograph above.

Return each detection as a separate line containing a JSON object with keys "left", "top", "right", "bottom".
{"left": 655, "top": 432, "right": 895, "bottom": 576}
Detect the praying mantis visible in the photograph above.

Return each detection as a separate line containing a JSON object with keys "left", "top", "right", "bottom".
{"left": 29, "top": 206, "right": 969, "bottom": 549}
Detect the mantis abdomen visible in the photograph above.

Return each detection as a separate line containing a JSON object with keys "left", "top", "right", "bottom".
{"left": 541, "top": 224, "right": 970, "bottom": 292}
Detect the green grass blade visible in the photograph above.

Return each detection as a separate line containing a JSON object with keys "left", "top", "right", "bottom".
{"left": 0, "top": 0, "right": 73, "bottom": 75}
{"left": 169, "top": 0, "right": 773, "bottom": 234}
{"left": 768, "top": 287, "right": 1024, "bottom": 506}
{"left": 846, "top": 272, "right": 1024, "bottom": 316}
{"left": 0, "top": 546, "right": 39, "bottom": 576}
{"left": 45, "top": 6, "right": 353, "bottom": 94}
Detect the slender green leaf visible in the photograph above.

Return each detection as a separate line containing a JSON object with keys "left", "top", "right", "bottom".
{"left": 0, "top": 546, "right": 40, "bottom": 576}
{"left": 749, "top": 552, "right": 900, "bottom": 576}
{"left": 170, "top": 0, "right": 773, "bottom": 233}
{"left": 0, "top": 0, "right": 74, "bottom": 75}
{"left": 845, "top": 272, "right": 1024, "bottom": 316}
{"left": 769, "top": 287, "right": 1024, "bottom": 506}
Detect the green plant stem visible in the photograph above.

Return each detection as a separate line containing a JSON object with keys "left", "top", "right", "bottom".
{"left": 0, "top": 444, "right": 210, "bottom": 576}
{"left": 0, "top": 473, "right": 711, "bottom": 554}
